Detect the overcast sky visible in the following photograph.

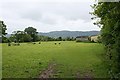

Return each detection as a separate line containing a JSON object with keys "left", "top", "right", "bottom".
{"left": 0, "top": 0, "right": 100, "bottom": 34}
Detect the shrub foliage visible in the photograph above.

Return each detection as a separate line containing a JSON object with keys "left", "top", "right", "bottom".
{"left": 92, "top": 2, "right": 120, "bottom": 78}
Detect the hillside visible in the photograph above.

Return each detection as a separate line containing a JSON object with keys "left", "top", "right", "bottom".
{"left": 6, "top": 31, "right": 100, "bottom": 38}
{"left": 39, "top": 30, "right": 100, "bottom": 38}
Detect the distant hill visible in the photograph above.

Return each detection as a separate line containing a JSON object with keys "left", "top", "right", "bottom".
{"left": 38, "top": 30, "right": 100, "bottom": 38}
{"left": 6, "top": 31, "right": 100, "bottom": 38}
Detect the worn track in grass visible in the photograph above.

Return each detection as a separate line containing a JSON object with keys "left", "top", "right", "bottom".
{"left": 76, "top": 70, "right": 93, "bottom": 80}
{"left": 39, "top": 62, "right": 57, "bottom": 78}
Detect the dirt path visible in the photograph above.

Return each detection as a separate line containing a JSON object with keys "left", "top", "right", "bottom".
{"left": 39, "top": 61, "right": 93, "bottom": 79}
{"left": 76, "top": 70, "right": 93, "bottom": 79}
{"left": 39, "top": 62, "right": 57, "bottom": 78}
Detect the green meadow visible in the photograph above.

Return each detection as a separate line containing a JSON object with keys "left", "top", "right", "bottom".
{"left": 2, "top": 41, "right": 109, "bottom": 78}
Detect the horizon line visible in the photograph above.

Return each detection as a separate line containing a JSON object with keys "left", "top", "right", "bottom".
{"left": 7, "top": 30, "right": 100, "bottom": 34}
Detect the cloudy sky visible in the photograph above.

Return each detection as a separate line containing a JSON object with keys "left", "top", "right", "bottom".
{"left": 0, "top": 0, "right": 100, "bottom": 34}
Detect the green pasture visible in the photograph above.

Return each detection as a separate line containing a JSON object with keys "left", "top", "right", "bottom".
{"left": 2, "top": 41, "right": 109, "bottom": 78}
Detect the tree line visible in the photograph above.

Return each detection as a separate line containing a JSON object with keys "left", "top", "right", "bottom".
{"left": 0, "top": 21, "right": 75, "bottom": 43}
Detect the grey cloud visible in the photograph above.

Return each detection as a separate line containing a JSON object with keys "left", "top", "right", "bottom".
{"left": 0, "top": 0, "right": 99, "bottom": 33}
{"left": 21, "top": 11, "right": 42, "bottom": 21}
{"left": 2, "top": 2, "right": 92, "bottom": 23}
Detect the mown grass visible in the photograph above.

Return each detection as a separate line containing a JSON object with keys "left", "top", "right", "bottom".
{"left": 2, "top": 41, "right": 109, "bottom": 78}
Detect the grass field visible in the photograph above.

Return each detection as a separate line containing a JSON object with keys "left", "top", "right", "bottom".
{"left": 2, "top": 41, "right": 109, "bottom": 78}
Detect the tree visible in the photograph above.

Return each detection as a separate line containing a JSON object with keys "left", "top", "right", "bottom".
{"left": 24, "top": 27, "right": 38, "bottom": 42}
{"left": 57, "top": 37, "right": 62, "bottom": 41}
{"left": 66, "top": 37, "right": 71, "bottom": 41}
{"left": 12, "top": 31, "right": 25, "bottom": 42}
{"left": 9, "top": 35, "right": 16, "bottom": 42}
{"left": 23, "top": 34, "right": 32, "bottom": 42}
{"left": 0, "top": 20, "right": 7, "bottom": 36}
{"left": 92, "top": 2, "right": 120, "bottom": 78}
{"left": 11, "top": 30, "right": 32, "bottom": 42}
{"left": 0, "top": 20, "right": 7, "bottom": 43}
